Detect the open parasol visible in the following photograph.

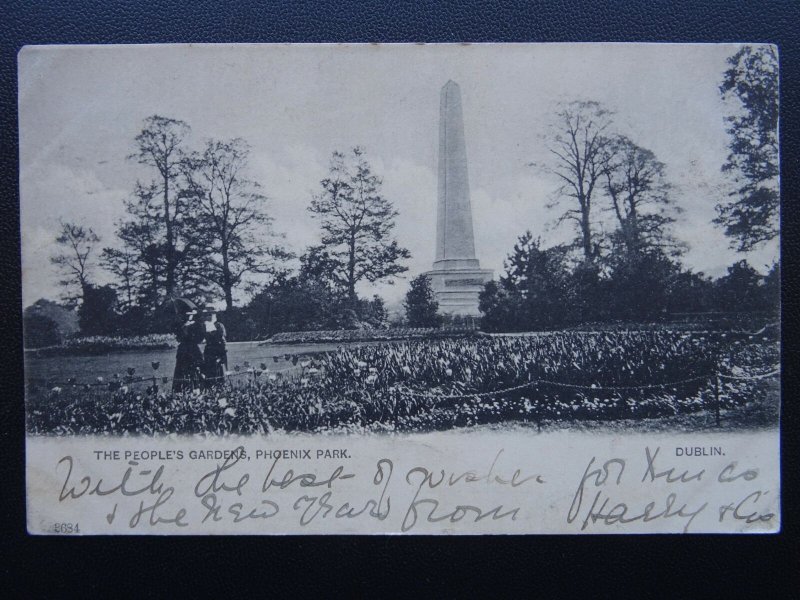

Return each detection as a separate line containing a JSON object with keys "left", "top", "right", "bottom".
{"left": 171, "top": 297, "right": 198, "bottom": 315}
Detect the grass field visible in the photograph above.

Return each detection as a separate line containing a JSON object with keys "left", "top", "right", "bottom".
{"left": 24, "top": 340, "right": 345, "bottom": 385}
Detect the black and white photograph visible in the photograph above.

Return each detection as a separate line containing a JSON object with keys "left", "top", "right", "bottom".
{"left": 21, "top": 43, "right": 781, "bottom": 534}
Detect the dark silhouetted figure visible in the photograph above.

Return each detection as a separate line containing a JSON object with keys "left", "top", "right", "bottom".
{"left": 172, "top": 302, "right": 205, "bottom": 392}
{"left": 201, "top": 307, "right": 228, "bottom": 387}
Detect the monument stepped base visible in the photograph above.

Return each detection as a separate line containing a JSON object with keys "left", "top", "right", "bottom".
{"left": 423, "top": 265, "right": 493, "bottom": 317}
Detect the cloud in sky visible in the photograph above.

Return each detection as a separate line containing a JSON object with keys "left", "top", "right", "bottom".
{"left": 19, "top": 43, "right": 779, "bottom": 308}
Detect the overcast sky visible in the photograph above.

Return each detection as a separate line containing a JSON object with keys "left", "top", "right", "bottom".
{"left": 19, "top": 43, "right": 779, "bottom": 309}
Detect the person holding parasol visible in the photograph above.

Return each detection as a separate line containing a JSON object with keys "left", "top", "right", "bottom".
{"left": 171, "top": 298, "right": 205, "bottom": 392}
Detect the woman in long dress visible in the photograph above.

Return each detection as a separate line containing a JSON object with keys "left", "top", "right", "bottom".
{"left": 172, "top": 309, "right": 205, "bottom": 392}
{"left": 202, "top": 307, "right": 228, "bottom": 387}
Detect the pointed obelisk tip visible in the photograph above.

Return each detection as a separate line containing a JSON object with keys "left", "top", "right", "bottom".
{"left": 443, "top": 79, "right": 459, "bottom": 91}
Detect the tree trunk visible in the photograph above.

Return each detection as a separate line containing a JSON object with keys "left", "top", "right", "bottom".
{"left": 628, "top": 205, "right": 639, "bottom": 254}
{"left": 224, "top": 286, "right": 233, "bottom": 312}
{"left": 580, "top": 204, "right": 593, "bottom": 260}
{"left": 347, "top": 232, "right": 357, "bottom": 301}
{"left": 222, "top": 244, "right": 233, "bottom": 311}
{"left": 163, "top": 172, "right": 175, "bottom": 297}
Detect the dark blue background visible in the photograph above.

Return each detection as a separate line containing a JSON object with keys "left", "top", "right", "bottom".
{"left": 2, "top": 1, "right": 797, "bottom": 595}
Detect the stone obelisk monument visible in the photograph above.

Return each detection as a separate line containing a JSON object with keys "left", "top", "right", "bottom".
{"left": 423, "top": 81, "right": 492, "bottom": 316}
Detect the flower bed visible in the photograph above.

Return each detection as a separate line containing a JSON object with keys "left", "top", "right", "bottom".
{"left": 264, "top": 326, "right": 480, "bottom": 345}
{"left": 25, "top": 334, "right": 177, "bottom": 357}
{"left": 26, "top": 331, "right": 777, "bottom": 435}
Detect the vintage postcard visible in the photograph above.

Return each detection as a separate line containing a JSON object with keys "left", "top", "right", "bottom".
{"left": 21, "top": 43, "right": 780, "bottom": 534}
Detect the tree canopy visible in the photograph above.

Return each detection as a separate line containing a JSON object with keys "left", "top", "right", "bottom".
{"left": 715, "top": 45, "right": 779, "bottom": 251}
{"left": 309, "top": 147, "right": 410, "bottom": 301}
{"left": 404, "top": 275, "right": 441, "bottom": 328}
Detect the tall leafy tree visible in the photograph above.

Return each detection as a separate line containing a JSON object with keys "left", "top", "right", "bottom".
{"left": 602, "top": 136, "right": 682, "bottom": 256}
{"left": 714, "top": 260, "right": 768, "bottom": 312}
{"left": 715, "top": 45, "right": 779, "bottom": 251}
{"left": 129, "top": 115, "right": 193, "bottom": 297}
{"left": 107, "top": 116, "right": 211, "bottom": 317}
{"left": 605, "top": 249, "right": 676, "bottom": 320}
{"left": 100, "top": 245, "right": 138, "bottom": 310}
{"left": 666, "top": 270, "right": 714, "bottom": 314}
{"left": 246, "top": 274, "right": 341, "bottom": 336}
{"left": 404, "top": 275, "right": 441, "bottom": 327}
{"left": 360, "top": 295, "right": 388, "bottom": 329}
{"left": 23, "top": 299, "right": 79, "bottom": 347}
{"left": 105, "top": 184, "right": 165, "bottom": 310}
{"left": 308, "top": 147, "right": 410, "bottom": 301}
{"left": 299, "top": 245, "right": 341, "bottom": 291}
{"left": 51, "top": 220, "right": 100, "bottom": 306}
{"left": 479, "top": 280, "right": 516, "bottom": 333}
{"left": 762, "top": 261, "right": 780, "bottom": 313}
{"left": 23, "top": 313, "right": 62, "bottom": 348}
{"left": 182, "top": 138, "right": 290, "bottom": 310}
{"left": 78, "top": 284, "right": 119, "bottom": 336}
{"left": 545, "top": 101, "right": 612, "bottom": 262}
{"left": 479, "top": 232, "right": 572, "bottom": 331}
{"left": 503, "top": 232, "right": 572, "bottom": 328}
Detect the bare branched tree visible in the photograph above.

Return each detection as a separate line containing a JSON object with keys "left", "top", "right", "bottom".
{"left": 182, "top": 138, "right": 291, "bottom": 310}
{"left": 100, "top": 245, "right": 138, "bottom": 309}
{"left": 129, "top": 115, "right": 192, "bottom": 297}
{"left": 545, "top": 101, "right": 613, "bottom": 262}
{"left": 51, "top": 220, "right": 100, "bottom": 306}
{"left": 601, "top": 135, "right": 683, "bottom": 256}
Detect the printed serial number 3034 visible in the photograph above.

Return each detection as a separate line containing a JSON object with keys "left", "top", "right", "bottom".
{"left": 52, "top": 523, "right": 80, "bottom": 534}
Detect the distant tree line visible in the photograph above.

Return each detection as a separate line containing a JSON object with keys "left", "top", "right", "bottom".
{"left": 32, "top": 118, "right": 409, "bottom": 344}
{"left": 480, "top": 45, "right": 779, "bottom": 333}
{"left": 478, "top": 232, "right": 778, "bottom": 333}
